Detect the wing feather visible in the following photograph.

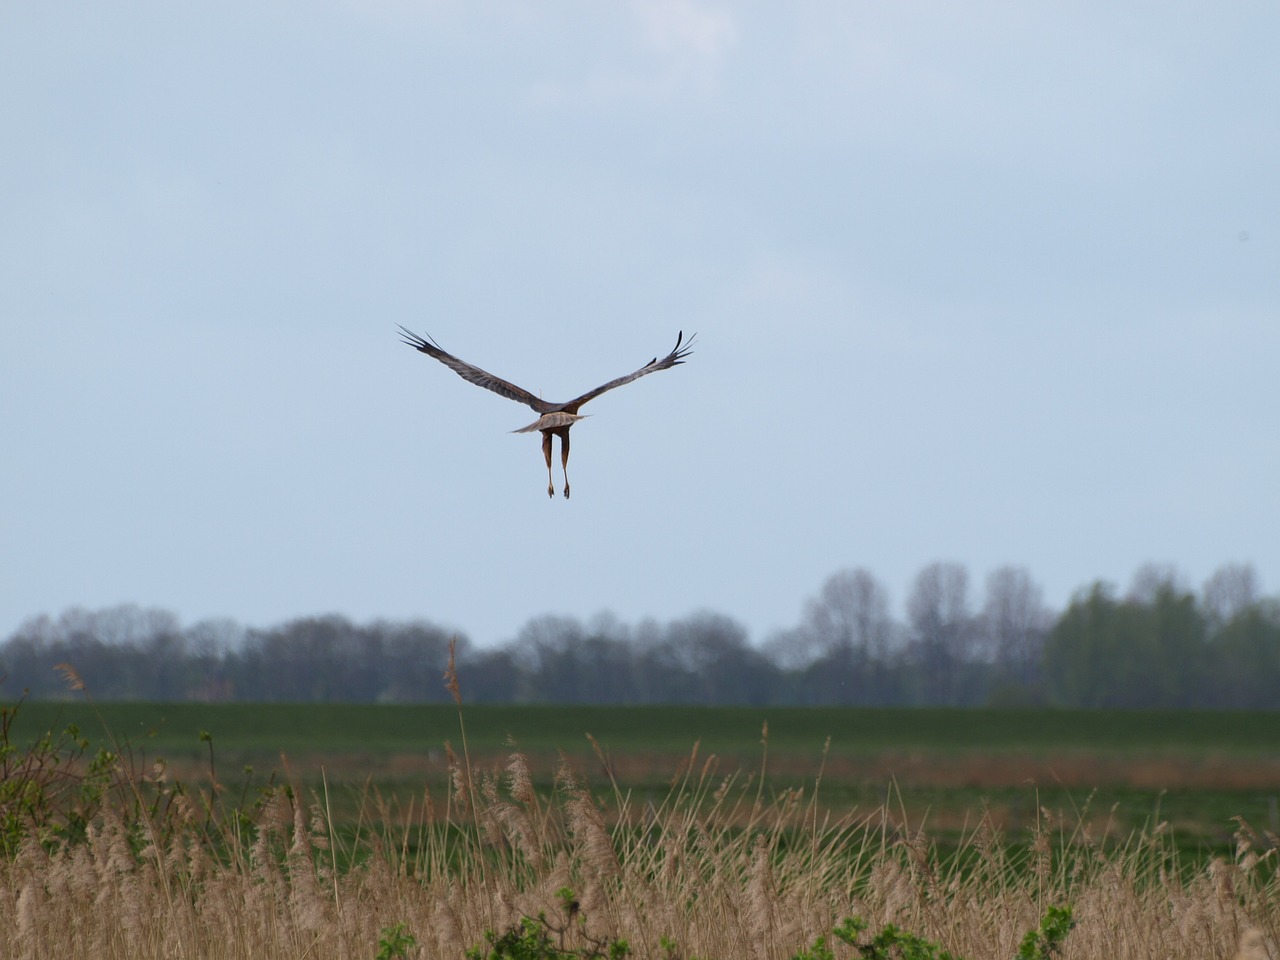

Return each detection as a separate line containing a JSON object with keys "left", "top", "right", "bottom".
{"left": 398, "top": 326, "right": 553, "bottom": 413}
{"left": 562, "top": 331, "right": 695, "bottom": 411}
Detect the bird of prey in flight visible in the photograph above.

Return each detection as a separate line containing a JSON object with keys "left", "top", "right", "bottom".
{"left": 398, "top": 327, "right": 695, "bottom": 499}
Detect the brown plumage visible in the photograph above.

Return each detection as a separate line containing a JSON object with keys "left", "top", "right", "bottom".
{"left": 398, "top": 327, "right": 695, "bottom": 498}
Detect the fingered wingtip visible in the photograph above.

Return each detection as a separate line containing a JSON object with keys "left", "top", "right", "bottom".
{"left": 670, "top": 329, "right": 696, "bottom": 362}
{"left": 397, "top": 325, "right": 441, "bottom": 353}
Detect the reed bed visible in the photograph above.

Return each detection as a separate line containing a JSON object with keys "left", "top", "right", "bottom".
{"left": 5, "top": 740, "right": 1280, "bottom": 958}
{"left": 3, "top": 664, "right": 1278, "bottom": 959}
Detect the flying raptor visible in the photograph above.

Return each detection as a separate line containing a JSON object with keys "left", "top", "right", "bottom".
{"left": 398, "top": 327, "right": 695, "bottom": 498}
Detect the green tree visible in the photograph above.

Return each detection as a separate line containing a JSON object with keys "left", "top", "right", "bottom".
{"left": 1043, "top": 582, "right": 1207, "bottom": 707}
{"left": 1206, "top": 604, "right": 1280, "bottom": 708}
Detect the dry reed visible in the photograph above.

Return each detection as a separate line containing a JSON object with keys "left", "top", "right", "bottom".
{"left": 4, "top": 671, "right": 1279, "bottom": 959}
{"left": 3, "top": 736, "right": 1279, "bottom": 960}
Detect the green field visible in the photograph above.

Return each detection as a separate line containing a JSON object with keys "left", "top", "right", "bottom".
{"left": 15, "top": 700, "right": 1280, "bottom": 756}
{"left": 10, "top": 701, "right": 1280, "bottom": 856}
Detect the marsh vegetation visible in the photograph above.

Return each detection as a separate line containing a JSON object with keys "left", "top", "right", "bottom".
{"left": 3, "top": 662, "right": 1278, "bottom": 958}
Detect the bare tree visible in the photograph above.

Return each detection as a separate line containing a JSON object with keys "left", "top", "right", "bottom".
{"left": 763, "top": 569, "right": 899, "bottom": 703}
{"left": 807, "top": 569, "right": 895, "bottom": 661}
{"left": 813, "top": 569, "right": 896, "bottom": 703}
{"left": 185, "top": 617, "right": 246, "bottom": 657}
{"left": 661, "top": 612, "right": 772, "bottom": 704}
{"left": 67, "top": 604, "right": 182, "bottom": 648}
{"left": 512, "top": 615, "right": 589, "bottom": 701}
{"left": 906, "top": 562, "right": 975, "bottom": 704}
{"left": 760, "top": 626, "right": 814, "bottom": 672}
{"left": 184, "top": 618, "right": 244, "bottom": 702}
{"left": 981, "top": 566, "right": 1052, "bottom": 693}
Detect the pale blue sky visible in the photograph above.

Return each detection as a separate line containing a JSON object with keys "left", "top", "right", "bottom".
{"left": 3, "top": 2, "right": 1277, "bottom": 647}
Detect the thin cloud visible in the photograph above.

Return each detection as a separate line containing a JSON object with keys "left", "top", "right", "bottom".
{"left": 531, "top": 0, "right": 737, "bottom": 106}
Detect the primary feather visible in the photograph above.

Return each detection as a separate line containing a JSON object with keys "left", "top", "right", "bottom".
{"left": 398, "top": 326, "right": 695, "bottom": 499}
{"left": 397, "top": 326, "right": 694, "bottom": 417}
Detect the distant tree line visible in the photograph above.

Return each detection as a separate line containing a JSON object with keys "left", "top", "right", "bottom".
{"left": 3, "top": 562, "right": 1277, "bottom": 708}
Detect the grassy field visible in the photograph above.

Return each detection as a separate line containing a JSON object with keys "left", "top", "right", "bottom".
{"left": 10, "top": 700, "right": 1280, "bottom": 855}
{"left": 14, "top": 700, "right": 1280, "bottom": 756}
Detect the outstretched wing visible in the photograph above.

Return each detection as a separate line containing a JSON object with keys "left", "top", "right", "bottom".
{"left": 398, "top": 326, "right": 554, "bottom": 414}
{"left": 562, "top": 331, "right": 696, "bottom": 412}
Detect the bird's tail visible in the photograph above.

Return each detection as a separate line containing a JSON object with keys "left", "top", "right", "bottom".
{"left": 512, "top": 412, "right": 589, "bottom": 433}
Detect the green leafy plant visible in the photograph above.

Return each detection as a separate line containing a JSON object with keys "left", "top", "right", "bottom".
{"left": 466, "top": 917, "right": 575, "bottom": 960}
{"left": 857, "top": 923, "right": 959, "bottom": 960}
{"left": 0, "top": 691, "right": 126, "bottom": 854}
{"left": 1016, "top": 906, "right": 1074, "bottom": 960}
{"left": 791, "top": 909, "right": 1073, "bottom": 960}
{"left": 376, "top": 922, "right": 418, "bottom": 960}
{"left": 465, "top": 888, "right": 629, "bottom": 960}
{"left": 791, "top": 915, "right": 960, "bottom": 960}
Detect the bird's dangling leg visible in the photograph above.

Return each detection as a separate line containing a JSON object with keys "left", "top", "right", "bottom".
{"left": 560, "top": 430, "right": 571, "bottom": 499}
{"left": 541, "top": 431, "right": 554, "bottom": 498}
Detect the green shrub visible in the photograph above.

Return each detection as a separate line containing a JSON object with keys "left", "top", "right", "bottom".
{"left": 376, "top": 923, "right": 417, "bottom": 960}
{"left": 465, "top": 888, "right": 629, "bottom": 960}
{"left": 790, "top": 909, "right": 1074, "bottom": 960}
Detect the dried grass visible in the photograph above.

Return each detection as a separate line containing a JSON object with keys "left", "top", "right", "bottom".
{"left": 3, "top": 740, "right": 1279, "bottom": 960}
{"left": 3, "top": 673, "right": 1279, "bottom": 959}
